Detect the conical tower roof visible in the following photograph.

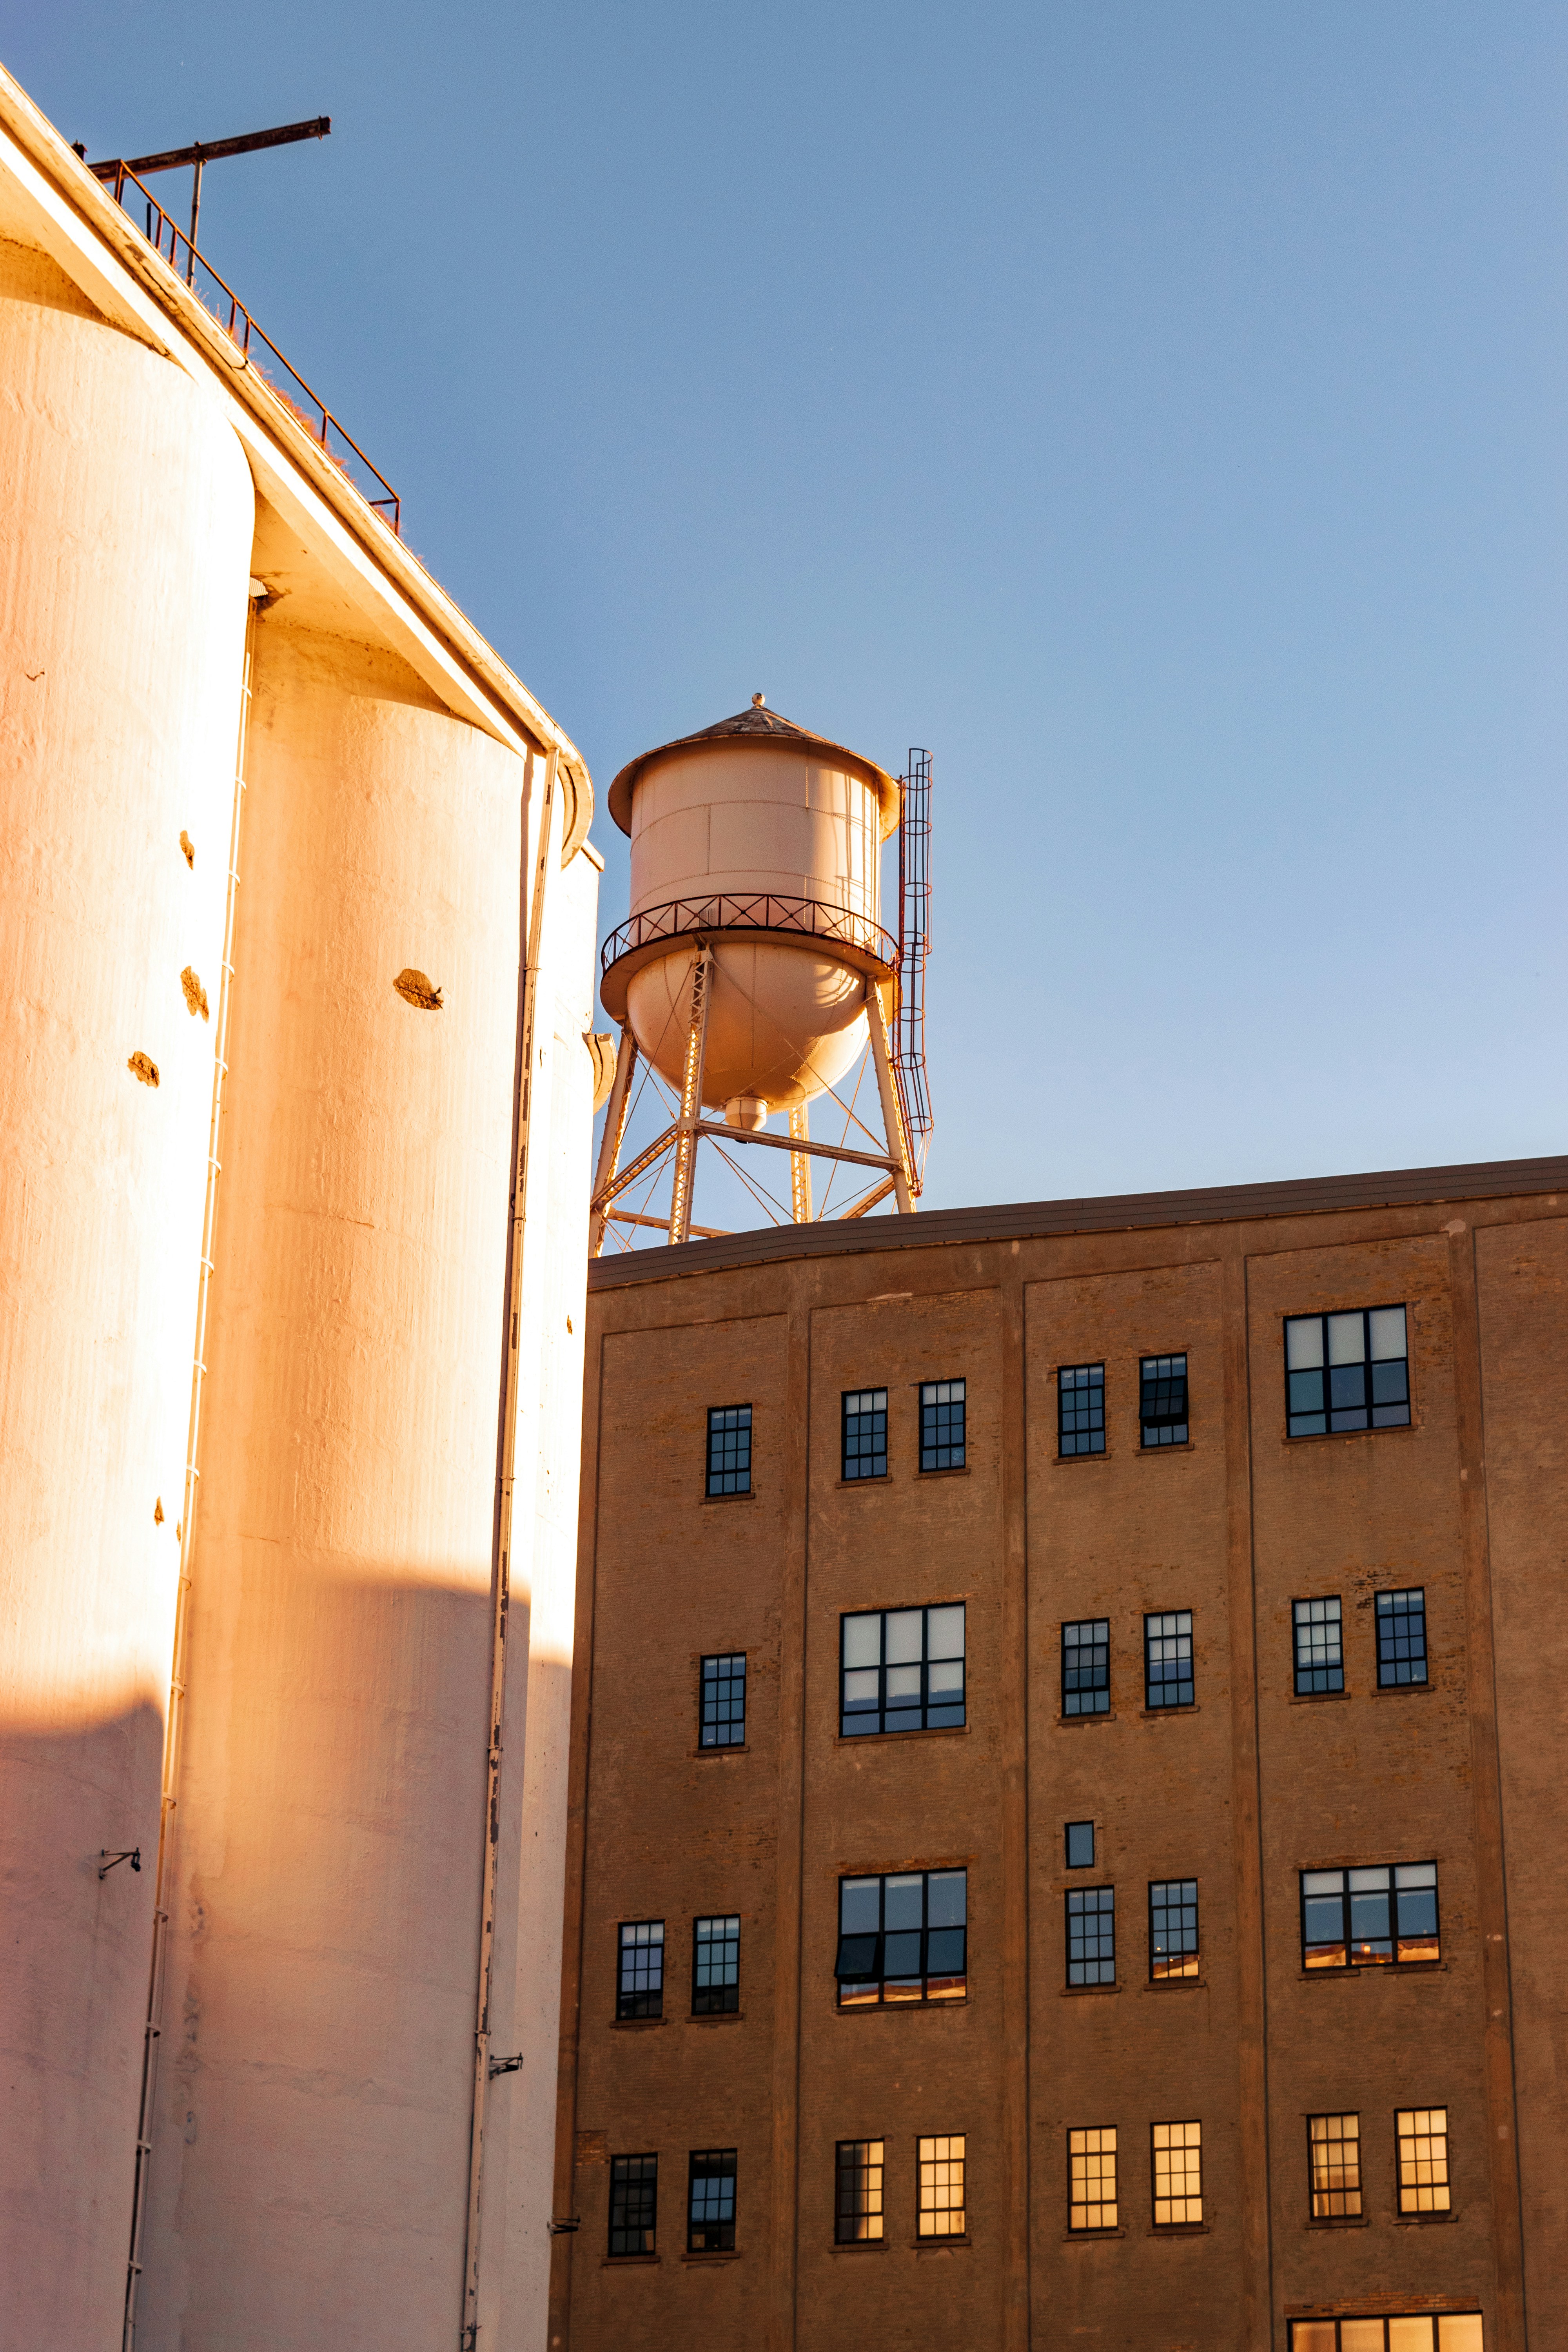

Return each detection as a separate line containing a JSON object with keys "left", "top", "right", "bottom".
{"left": 606, "top": 697, "right": 899, "bottom": 837}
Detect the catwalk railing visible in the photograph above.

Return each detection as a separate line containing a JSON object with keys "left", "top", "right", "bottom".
{"left": 600, "top": 892, "right": 897, "bottom": 978}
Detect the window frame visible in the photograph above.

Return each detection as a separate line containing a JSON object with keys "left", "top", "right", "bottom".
{"left": 1307, "top": 2111, "right": 1362, "bottom": 2220}
{"left": 1396, "top": 2106, "right": 1452, "bottom": 2216}
{"left": 687, "top": 2146, "right": 737, "bottom": 2252}
{"left": 1376, "top": 1587, "right": 1429, "bottom": 1688}
{"left": 1065, "top": 1820, "right": 1095, "bottom": 1870}
{"left": 1293, "top": 1595, "right": 1346, "bottom": 1697}
{"left": 1067, "top": 2125, "right": 1118, "bottom": 2232}
{"left": 1148, "top": 1877, "right": 1199, "bottom": 1980}
{"left": 835, "top": 1867, "right": 968, "bottom": 2007}
{"left": 1299, "top": 1861, "right": 1441, "bottom": 1971}
{"left": 616, "top": 1919, "right": 664, "bottom": 2020}
{"left": 607, "top": 2152, "right": 658, "bottom": 2257}
{"left": 1058, "top": 1361, "right": 1106, "bottom": 1457}
{"left": 1140, "top": 1352, "right": 1189, "bottom": 1447}
{"left": 706, "top": 1403, "right": 753, "bottom": 1496}
{"left": 1061, "top": 1617, "right": 1110, "bottom": 1717}
{"left": 1065, "top": 1884, "right": 1115, "bottom": 1987}
{"left": 699, "top": 1651, "right": 746, "bottom": 1748}
{"left": 692, "top": 1913, "right": 740, "bottom": 2016}
{"left": 919, "top": 1377, "right": 966, "bottom": 1472}
{"left": 841, "top": 1386, "right": 889, "bottom": 1481}
{"left": 1144, "top": 1609, "right": 1195, "bottom": 1709}
{"left": 839, "top": 1602, "right": 966, "bottom": 1737}
{"left": 1283, "top": 1303, "right": 1411, "bottom": 1439}
{"left": 1151, "top": 2119, "right": 1202, "bottom": 2227}
{"left": 1288, "top": 2323, "right": 1484, "bottom": 2352}
{"left": 834, "top": 2138, "right": 885, "bottom": 2243}
{"left": 916, "top": 2134, "right": 966, "bottom": 2238}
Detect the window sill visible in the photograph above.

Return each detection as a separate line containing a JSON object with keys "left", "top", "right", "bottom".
{"left": 1062, "top": 1982, "right": 1121, "bottom": 1997}
{"left": 702, "top": 1488, "right": 756, "bottom": 1504}
{"left": 1064, "top": 2227, "right": 1125, "bottom": 2241}
{"left": 1149, "top": 2222, "right": 1210, "bottom": 2236}
{"left": 1306, "top": 2216, "right": 1369, "bottom": 2229}
{"left": 918, "top": 1464, "right": 972, "bottom": 1479}
{"left": 1289, "top": 1690, "right": 1352, "bottom": 1705}
{"left": 1055, "top": 1450, "right": 1110, "bottom": 1465}
{"left": 1283, "top": 1422, "right": 1418, "bottom": 1447}
{"left": 1296, "top": 1961, "right": 1446, "bottom": 1982}
{"left": 682, "top": 2249, "right": 742, "bottom": 2263}
{"left": 835, "top": 1724, "right": 969, "bottom": 1748}
{"left": 913, "top": 2235, "right": 970, "bottom": 2251}
{"left": 837, "top": 1474, "right": 891, "bottom": 1490}
{"left": 1376, "top": 1680, "right": 1436, "bottom": 1697}
{"left": 831, "top": 2237, "right": 888, "bottom": 2252}
{"left": 688, "top": 2010, "right": 744, "bottom": 2024}
{"left": 1140, "top": 1703, "right": 1200, "bottom": 1719}
{"left": 1142, "top": 1976, "right": 1205, "bottom": 1992}
{"left": 1392, "top": 2210, "right": 1459, "bottom": 2225}
{"left": 603, "top": 2253, "right": 660, "bottom": 2265}
{"left": 692, "top": 1742, "right": 750, "bottom": 1757}
{"left": 1056, "top": 1710, "right": 1116, "bottom": 1727}
{"left": 1137, "top": 1441, "right": 1195, "bottom": 1456}
{"left": 610, "top": 2016, "right": 667, "bottom": 2029}
{"left": 836, "top": 1996, "right": 970, "bottom": 2016}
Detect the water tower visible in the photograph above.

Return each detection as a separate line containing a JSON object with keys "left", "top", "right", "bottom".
{"left": 589, "top": 698, "right": 932, "bottom": 1249}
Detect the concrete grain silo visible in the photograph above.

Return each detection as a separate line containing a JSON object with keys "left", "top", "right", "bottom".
{"left": 0, "top": 62, "right": 599, "bottom": 2352}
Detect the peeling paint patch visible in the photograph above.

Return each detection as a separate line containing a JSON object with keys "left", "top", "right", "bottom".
{"left": 393, "top": 967, "right": 443, "bottom": 1011}
{"left": 128, "top": 1051, "right": 159, "bottom": 1087}
{"left": 154, "top": 1497, "right": 164, "bottom": 1524}
{"left": 181, "top": 966, "right": 210, "bottom": 1020}
{"left": 179, "top": 830, "right": 195, "bottom": 869}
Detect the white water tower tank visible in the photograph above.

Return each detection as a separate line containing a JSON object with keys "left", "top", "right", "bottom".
{"left": 601, "top": 698, "right": 900, "bottom": 1122}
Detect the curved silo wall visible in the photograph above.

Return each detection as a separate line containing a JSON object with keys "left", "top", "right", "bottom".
{"left": 0, "top": 233, "right": 254, "bottom": 2341}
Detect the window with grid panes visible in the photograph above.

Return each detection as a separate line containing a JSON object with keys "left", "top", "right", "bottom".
{"left": 1300, "top": 1863, "right": 1439, "bottom": 1969}
{"left": 1289, "top": 2320, "right": 1483, "bottom": 2351}
{"left": 920, "top": 1379, "right": 965, "bottom": 1470}
{"left": 1058, "top": 1362, "right": 1105, "bottom": 1455}
{"left": 1294, "top": 1596, "right": 1345, "bottom": 1695}
{"left": 834, "top": 2140, "right": 884, "bottom": 2242}
{"left": 1377, "top": 1588, "right": 1428, "bottom": 1686}
{"left": 699, "top": 1651, "right": 746, "bottom": 1747}
{"left": 616, "top": 1920, "right": 663, "bottom": 2018}
{"left": 917, "top": 2136, "right": 965, "bottom": 2236}
{"left": 1308, "top": 2113, "right": 1362, "bottom": 2217}
{"left": 1152, "top": 2120, "right": 1202, "bottom": 2224}
{"left": 706, "top": 1404, "right": 752, "bottom": 1495}
{"left": 835, "top": 1869, "right": 967, "bottom": 2005}
{"left": 608, "top": 2153, "right": 657, "bottom": 2255}
{"left": 1068, "top": 2127, "right": 1117, "bottom": 2229}
{"left": 840, "top": 1603, "right": 965, "bottom": 1735}
{"left": 1140, "top": 1353, "right": 1189, "bottom": 1446}
{"left": 842, "top": 1388, "right": 887, "bottom": 1480}
{"left": 1066, "top": 1886, "right": 1114, "bottom": 1985}
{"left": 1285, "top": 1305, "right": 1410, "bottom": 1437}
{"left": 1149, "top": 1878, "right": 1199, "bottom": 1979}
{"left": 1145, "top": 1610, "right": 1194, "bottom": 1707}
{"left": 692, "top": 1915, "right": 739, "bottom": 2014}
{"left": 1062, "top": 1618, "right": 1110, "bottom": 1716}
{"left": 1397, "top": 2108, "right": 1451, "bottom": 2213}
{"left": 687, "top": 2147, "right": 737, "bottom": 2249}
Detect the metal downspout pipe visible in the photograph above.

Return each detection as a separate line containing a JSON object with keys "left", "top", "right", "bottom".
{"left": 122, "top": 591, "right": 257, "bottom": 2348}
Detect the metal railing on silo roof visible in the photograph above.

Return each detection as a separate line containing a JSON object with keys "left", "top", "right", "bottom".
{"left": 92, "top": 162, "right": 401, "bottom": 535}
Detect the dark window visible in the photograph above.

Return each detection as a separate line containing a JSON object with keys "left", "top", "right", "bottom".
{"left": 1308, "top": 2113, "right": 1362, "bottom": 2218}
{"left": 707, "top": 1404, "right": 752, "bottom": 1495}
{"left": 1062, "top": 1618, "right": 1110, "bottom": 1717}
{"left": 617, "top": 1920, "right": 664, "bottom": 2018}
{"left": 1149, "top": 1878, "right": 1199, "bottom": 1979}
{"left": 1059, "top": 1362, "right": 1106, "bottom": 1456}
{"left": 608, "top": 2153, "right": 657, "bottom": 2255}
{"left": 1300, "top": 1863, "right": 1440, "bottom": 1969}
{"left": 1144, "top": 1610, "right": 1194, "bottom": 1708}
{"left": 1065, "top": 1820, "right": 1095, "bottom": 1870}
{"left": 1285, "top": 1305, "right": 1410, "bottom": 1438}
{"left": 688, "top": 2148, "right": 737, "bottom": 2250}
{"left": 693, "top": 1915, "right": 739, "bottom": 2014}
{"left": 1140, "top": 1353, "right": 1189, "bottom": 1447}
{"left": 1396, "top": 2107, "right": 1450, "bottom": 2215}
{"left": 835, "top": 1869, "right": 967, "bottom": 2006}
{"left": 699, "top": 1652, "right": 746, "bottom": 1748}
{"left": 842, "top": 1388, "right": 887, "bottom": 1480}
{"left": 1377, "top": 1588, "right": 1428, "bottom": 1687}
{"left": 1067, "top": 1886, "right": 1115, "bottom": 1985}
{"left": 835, "top": 2139, "right": 885, "bottom": 2242}
{"left": 1294, "top": 1596, "right": 1345, "bottom": 1695}
{"left": 840, "top": 1604, "right": 965, "bottom": 1736}
{"left": 1068, "top": 2127, "right": 1117, "bottom": 2230}
{"left": 917, "top": 2135, "right": 965, "bottom": 2237}
{"left": 920, "top": 1379, "right": 966, "bottom": 1470}
{"left": 1152, "top": 2121, "right": 1202, "bottom": 2225}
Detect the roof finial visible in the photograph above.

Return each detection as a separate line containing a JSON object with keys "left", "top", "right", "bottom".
{"left": 751, "top": 692, "right": 765, "bottom": 707}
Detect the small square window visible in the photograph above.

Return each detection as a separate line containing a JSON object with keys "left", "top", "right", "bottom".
{"left": 1062, "top": 1618, "right": 1110, "bottom": 1717}
{"left": 840, "top": 1604, "right": 965, "bottom": 1737}
{"left": 707, "top": 1404, "right": 752, "bottom": 1495}
{"left": 688, "top": 2147, "right": 737, "bottom": 2250}
{"left": 842, "top": 1388, "right": 888, "bottom": 1480}
{"left": 617, "top": 1920, "right": 664, "bottom": 2018}
{"left": 917, "top": 2134, "right": 965, "bottom": 2237}
{"left": 835, "top": 1869, "right": 967, "bottom": 2007}
{"left": 1149, "top": 1878, "right": 1199, "bottom": 1979}
{"left": 693, "top": 1915, "right": 740, "bottom": 2014}
{"left": 1294, "top": 1596, "right": 1345, "bottom": 1695}
{"left": 1377, "top": 1588, "right": 1428, "bottom": 1688}
{"left": 1396, "top": 2107, "right": 1451, "bottom": 2214}
{"left": 1068, "top": 2126, "right": 1117, "bottom": 2230}
{"left": 1059, "top": 1363, "right": 1105, "bottom": 1456}
{"left": 1284, "top": 1305, "right": 1410, "bottom": 1438}
{"left": 920, "top": 1378, "right": 966, "bottom": 1471}
{"left": 1066, "top": 1885, "right": 1114, "bottom": 1985}
{"left": 1144, "top": 1610, "right": 1194, "bottom": 1708}
{"left": 1308, "top": 2112, "right": 1362, "bottom": 2218}
{"left": 835, "top": 2139, "right": 884, "bottom": 2242}
{"left": 608, "top": 2153, "right": 657, "bottom": 2256}
{"left": 699, "top": 1652, "right": 746, "bottom": 1747}
{"left": 1140, "top": 1353, "right": 1188, "bottom": 1446}
{"left": 1065, "top": 1821, "right": 1095, "bottom": 1870}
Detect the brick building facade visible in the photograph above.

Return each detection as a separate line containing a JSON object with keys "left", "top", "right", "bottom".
{"left": 548, "top": 1157, "right": 1567, "bottom": 2351}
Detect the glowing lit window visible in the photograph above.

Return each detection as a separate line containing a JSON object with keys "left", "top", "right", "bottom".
{"left": 1397, "top": 2107, "right": 1451, "bottom": 2214}
{"left": 1140, "top": 1353, "right": 1188, "bottom": 1446}
{"left": 840, "top": 1604, "right": 965, "bottom": 1736}
{"left": 1289, "top": 2323, "right": 1482, "bottom": 2352}
{"left": 608, "top": 2153, "right": 657, "bottom": 2256}
{"left": 1308, "top": 2112, "right": 1361, "bottom": 2218}
{"left": 1152, "top": 2120, "right": 1202, "bottom": 2225}
{"left": 835, "top": 2140, "right": 884, "bottom": 2242}
{"left": 1062, "top": 1618, "right": 1110, "bottom": 1716}
{"left": 1294, "top": 1595, "right": 1345, "bottom": 1695}
{"left": 706, "top": 1403, "right": 751, "bottom": 1495}
{"left": 920, "top": 1378, "right": 966, "bottom": 1470}
{"left": 1149, "top": 1878, "right": 1199, "bottom": 1979}
{"left": 616, "top": 1919, "right": 663, "bottom": 2018}
{"left": 835, "top": 1869, "right": 966, "bottom": 2007}
{"left": 1059, "top": 1362, "right": 1106, "bottom": 1455}
{"left": 917, "top": 2135, "right": 965, "bottom": 2236}
{"left": 1299, "top": 1863, "right": 1440, "bottom": 1969}
{"left": 687, "top": 2147, "right": 737, "bottom": 2250}
{"left": 1284, "top": 1305, "right": 1410, "bottom": 1438}
{"left": 1068, "top": 2126, "right": 1117, "bottom": 2230}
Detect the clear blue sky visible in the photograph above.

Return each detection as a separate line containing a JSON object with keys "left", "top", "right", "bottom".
{"left": 15, "top": 4, "right": 1568, "bottom": 1217}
